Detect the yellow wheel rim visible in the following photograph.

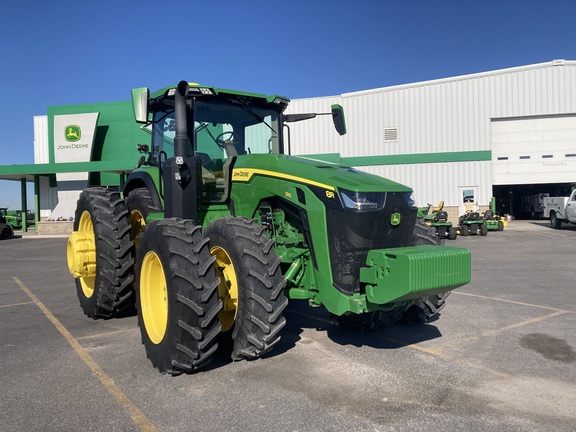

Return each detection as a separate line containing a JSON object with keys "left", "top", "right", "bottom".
{"left": 140, "top": 251, "right": 168, "bottom": 344}
{"left": 211, "top": 246, "right": 238, "bottom": 332}
{"left": 72, "top": 211, "right": 96, "bottom": 299}
{"left": 129, "top": 209, "right": 146, "bottom": 248}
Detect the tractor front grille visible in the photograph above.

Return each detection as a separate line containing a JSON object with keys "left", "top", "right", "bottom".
{"left": 326, "top": 192, "right": 417, "bottom": 295}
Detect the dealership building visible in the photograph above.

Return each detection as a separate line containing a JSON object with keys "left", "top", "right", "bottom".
{"left": 1, "top": 60, "right": 575, "bottom": 230}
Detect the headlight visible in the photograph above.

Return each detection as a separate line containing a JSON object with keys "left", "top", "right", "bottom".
{"left": 339, "top": 189, "right": 386, "bottom": 210}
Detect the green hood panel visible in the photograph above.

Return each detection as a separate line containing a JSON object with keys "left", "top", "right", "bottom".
{"left": 232, "top": 154, "right": 412, "bottom": 193}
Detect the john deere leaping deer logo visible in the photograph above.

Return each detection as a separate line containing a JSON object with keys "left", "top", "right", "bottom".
{"left": 65, "top": 125, "right": 81, "bottom": 142}
{"left": 390, "top": 212, "right": 401, "bottom": 226}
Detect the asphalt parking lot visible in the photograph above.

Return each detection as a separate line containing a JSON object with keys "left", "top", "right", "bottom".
{"left": 1, "top": 220, "right": 575, "bottom": 432}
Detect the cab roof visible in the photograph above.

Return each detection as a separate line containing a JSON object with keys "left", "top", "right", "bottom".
{"left": 150, "top": 83, "right": 290, "bottom": 106}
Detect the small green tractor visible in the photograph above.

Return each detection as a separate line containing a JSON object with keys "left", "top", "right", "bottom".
{"left": 0, "top": 208, "right": 20, "bottom": 229}
{"left": 417, "top": 201, "right": 457, "bottom": 240}
{"left": 67, "top": 81, "right": 471, "bottom": 374}
{"left": 458, "top": 210, "right": 488, "bottom": 236}
{"left": 0, "top": 209, "right": 14, "bottom": 240}
{"left": 0, "top": 208, "right": 34, "bottom": 230}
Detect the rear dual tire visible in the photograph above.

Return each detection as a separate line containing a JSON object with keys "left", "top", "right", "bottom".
{"left": 70, "top": 188, "right": 135, "bottom": 319}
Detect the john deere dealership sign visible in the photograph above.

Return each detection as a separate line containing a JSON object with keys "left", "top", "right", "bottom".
{"left": 51, "top": 113, "right": 99, "bottom": 218}
{"left": 54, "top": 113, "right": 98, "bottom": 164}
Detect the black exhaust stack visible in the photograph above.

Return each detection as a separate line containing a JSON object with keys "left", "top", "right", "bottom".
{"left": 162, "top": 80, "right": 202, "bottom": 222}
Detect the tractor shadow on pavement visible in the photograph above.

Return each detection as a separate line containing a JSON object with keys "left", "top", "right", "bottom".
{"left": 278, "top": 301, "right": 444, "bottom": 352}
{"left": 189, "top": 300, "right": 445, "bottom": 372}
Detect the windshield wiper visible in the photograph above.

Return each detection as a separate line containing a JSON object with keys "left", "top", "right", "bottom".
{"left": 195, "top": 122, "right": 220, "bottom": 146}
{"left": 238, "top": 100, "right": 277, "bottom": 134}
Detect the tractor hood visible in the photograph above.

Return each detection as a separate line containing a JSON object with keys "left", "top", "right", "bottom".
{"left": 232, "top": 153, "right": 412, "bottom": 193}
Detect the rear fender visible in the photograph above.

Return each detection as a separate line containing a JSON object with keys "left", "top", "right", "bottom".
{"left": 123, "top": 171, "right": 163, "bottom": 210}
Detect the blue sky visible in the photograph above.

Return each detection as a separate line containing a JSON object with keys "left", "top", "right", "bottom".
{"left": 1, "top": 0, "right": 576, "bottom": 210}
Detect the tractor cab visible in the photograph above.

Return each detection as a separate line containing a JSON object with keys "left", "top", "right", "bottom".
{"left": 132, "top": 84, "right": 288, "bottom": 204}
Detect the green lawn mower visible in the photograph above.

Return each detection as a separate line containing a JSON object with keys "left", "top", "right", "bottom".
{"left": 417, "top": 201, "right": 457, "bottom": 240}
{"left": 482, "top": 209, "right": 504, "bottom": 231}
{"left": 458, "top": 210, "right": 488, "bottom": 236}
{"left": 482, "top": 198, "right": 505, "bottom": 232}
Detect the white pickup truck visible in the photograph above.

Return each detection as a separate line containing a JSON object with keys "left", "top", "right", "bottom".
{"left": 542, "top": 189, "right": 576, "bottom": 228}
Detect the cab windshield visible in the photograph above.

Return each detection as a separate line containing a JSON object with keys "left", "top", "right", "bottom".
{"left": 151, "top": 98, "right": 283, "bottom": 202}
{"left": 152, "top": 99, "right": 282, "bottom": 159}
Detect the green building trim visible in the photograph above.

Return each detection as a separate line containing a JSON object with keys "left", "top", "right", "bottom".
{"left": 298, "top": 150, "right": 491, "bottom": 166}
{"left": 340, "top": 150, "right": 492, "bottom": 167}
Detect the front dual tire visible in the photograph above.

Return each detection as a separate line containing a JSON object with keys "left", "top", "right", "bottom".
{"left": 205, "top": 217, "right": 288, "bottom": 361}
{"left": 135, "top": 216, "right": 288, "bottom": 373}
{"left": 135, "top": 219, "right": 221, "bottom": 374}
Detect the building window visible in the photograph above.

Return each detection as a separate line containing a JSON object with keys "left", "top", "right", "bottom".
{"left": 497, "top": 157, "right": 508, "bottom": 160}
{"left": 519, "top": 156, "right": 531, "bottom": 160}
{"left": 566, "top": 153, "right": 576, "bottom": 157}
{"left": 542, "top": 155, "right": 553, "bottom": 159}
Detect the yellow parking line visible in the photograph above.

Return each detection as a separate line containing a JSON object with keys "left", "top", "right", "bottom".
{"left": 0, "top": 301, "right": 34, "bottom": 308}
{"left": 378, "top": 335, "right": 511, "bottom": 378}
{"left": 452, "top": 291, "right": 572, "bottom": 312}
{"left": 13, "top": 277, "right": 159, "bottom": 432}
{"left": 76, "top": 328, "right": 138, "bottom": 341}
{"left": 434, "top": 310, "right": 570, "bottom": 352}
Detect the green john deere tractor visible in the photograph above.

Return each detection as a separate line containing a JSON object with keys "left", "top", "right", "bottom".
{"left": 417, "top": 201, "right": 457, "bottom": 240}
{"left": 67, "top": 81, "right": 471, "bottom": 374}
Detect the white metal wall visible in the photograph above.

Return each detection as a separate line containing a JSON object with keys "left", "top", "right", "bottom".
{"left": 287, "top": 60, "right": 576, "bottom": 206}
{"left": 33, "top": 116, "right": 49, "bottom": 164}
{"left": 33, "top": 115, "right": 58, "bottom": 216}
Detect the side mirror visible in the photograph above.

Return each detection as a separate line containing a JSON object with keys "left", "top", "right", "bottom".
{"left": 331, "top": 104, "right": 347, "bottom": 135}
{"left": 131, "top": 87, "right": 150, "bottom": 123}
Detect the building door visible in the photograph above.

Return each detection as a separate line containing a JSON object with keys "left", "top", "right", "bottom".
{"left": 459, "top": 186, "right": 478, "bottom": 217}
{"left": 491, "top": 115, "right": 576, "bottom": 186}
